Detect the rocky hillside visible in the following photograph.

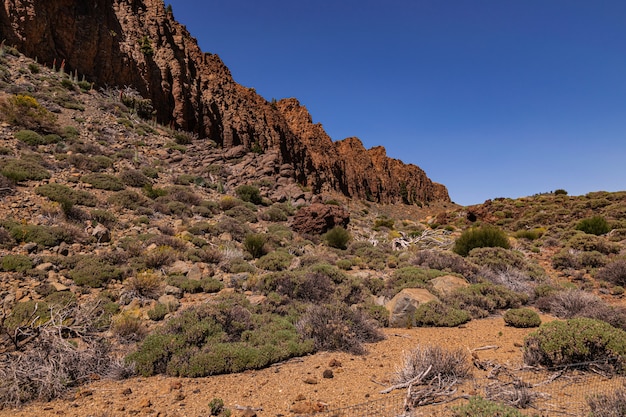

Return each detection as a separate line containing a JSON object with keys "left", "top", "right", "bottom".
{"left": 0, "top": 0, "right": 449, "bottom": 205}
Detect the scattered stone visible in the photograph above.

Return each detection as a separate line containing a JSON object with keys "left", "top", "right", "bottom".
{"left": 138, "top": 397, "right": 152, "bottom": 408}
{"left": 92, "top": 224, "right": 111, "bottom": 243}
{"left": 169, "top": 381, "right": 182, "bottom": 391}
{"left": 328, "top": 358, "right": 342, "bottom": 368}
{"left": 23, "top": 242, "right": 38, "bottom": 253}
{"left": 35, "top": 262, "right": 54, "bottom": 271}
{"left": 186, "top": 265, "right": 202, "bottom": 281}
{"left": 121, "top": 387, "right": 133, "bottom": 396}
{"left": 303, "top": 377, "right": 318, "bottom": 385}
{"left": 430, "top": 275, "right": 469, "bottom": 296}
{"left": 322, "top": 369, "right": 334, "bottom": 379}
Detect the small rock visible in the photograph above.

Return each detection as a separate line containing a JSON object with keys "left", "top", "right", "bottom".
{"left": 36, "top": 262, "right": 54, "bottom": 271}
{"left": 169, "top": 381, "right": 182, "bottom": 391}
{"left": 186, "top": 265, "right": 202, "bottom": 281}
{"left": 23, "top": 242, "right": 38, "bottom": 253}
{"left": 303, "top": 377, "right": 318, "bottom": 385}
{"left": 240, "top": 408, "right": 257, "bottom": 417}
{"left": 158, "top": 295, "right": 180, "bottom": 311}
{"left": 138, "top": 398, "right": 152, "bottom": 408}
{"left": 322, "top": 369, "right": 334, "bottom": 379}
{"left": 121, "top": 387, "right": 133, "bottom": 396}
{"left": 328, "top": 358, "right": 342, "bottom": 368}
{"left": 92, "top": 224, "right": 111, "bottom": 243}
{"left": 50, "top": 282, "right": 69, "bottom": 292}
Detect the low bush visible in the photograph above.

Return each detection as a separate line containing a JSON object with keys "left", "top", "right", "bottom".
{"left": 295, "top": 303, "right": 384, "bottom": 355}
{"left": 444, "top": 283, "right": 527, "bottom": 318}
{"left": 453, "top": 225, "right": 510, "bottom": 257}
{"left": 225, "top": 205, "right": 257, "bottom": 223}
{"left": 35, "top": 183, "right": 97, "bottom": 207}
{"left": 324, "top": 226, "right": 351, "bottom": 249}
{"left": 386, "top": 267, "right": 444, "bottom": 295}
{"left": 14, "top": 129, "right": 45, "bottom": 146}
{"left": 243, "top": 233, "right": 267, "bottom": 258}
{"left": 147, "top": 303, "right": 169, "bottom": 321}
{"left": 1, "top": 254, "right": 32, "bottom": 272}
{"left": 235, "top": 184, "right": 262, "bottom": 205}
{"left": 576, "top": 215, "right": 611, "bottom": 235}
{"left": 260, "top": 205, "right": 288, "bottom": 222}
{"left": 1, "top": 158, "right": 50, "bottom": 182}
{"left": 523, "top": 318, "right": 626, "bottom": 372}
{"left": 108, "top": 190, "right": 148, "bottom": 210}
{"left": 80, "top": 173, "right": 125, "bottom": 191}
{"left": 69, "top": 257, "right": 122, "bottom": 287}
{"left": 568, "top": 233, "right": 619, "bottom": 254}
{"left": 111, "top": 313, "right": 145, "bottom": 343}
{"left": 2, "top": 221, "right": 63, "bottom": 247}
{"left": 255, "top": 251, "right": 292, "bottom": 271}
{"left": 124, "top": 271, "right": 164, "bottom": 299}
{"left": 413, "top": 301, "right": 471, "bottom": 327}
{"left": 0, "top": 94, "right": 58, "bottom": 132}
{"left": 503, "top": 308, "right": 541, "bottom": 328}
{"left": 119, "top": 169, "right": 151, "bottom": 187}
{"left": 411, "top": 250, "right": 476, "bottom": 277}
{"left": 453, "top": 396, "right": 525, "bottom": 417}
{"left": 514, "top": 227, "right": 545, "bottom": 240}
{"left": 596, "top": 260, "right": 626, "bottom": 286}
{"left": 127, "top": 295, "right": 314, "bottom": 377}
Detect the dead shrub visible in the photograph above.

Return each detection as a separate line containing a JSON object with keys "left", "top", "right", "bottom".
{"left": 587, "top": 386, "right": 626, "bottom": 417}
{"left": 392, "top": 344, "right": 471, "bottom": 385}
{"left": 296, "top": 303, "right": 384, "bottom": 354}
{"left": 596, "top": 260, "right": 626, "bottom": 286}
{"left": 124, "top": 271, "right": 164, "bottom": 300}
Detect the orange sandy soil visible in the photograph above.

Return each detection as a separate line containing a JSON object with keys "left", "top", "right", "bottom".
{"left": 3, "top": 314, "right": 603, "bottom": 417}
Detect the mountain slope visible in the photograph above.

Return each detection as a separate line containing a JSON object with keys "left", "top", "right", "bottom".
{"left": 0, "top": 0, "right": 449, "bottom": 204}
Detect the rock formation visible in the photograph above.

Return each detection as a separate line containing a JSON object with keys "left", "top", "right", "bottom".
{"left": 0, "top": 0, "right": 450, "bottom": 204}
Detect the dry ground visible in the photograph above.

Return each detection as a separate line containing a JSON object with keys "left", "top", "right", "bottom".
{"left": 3, "top": 314, "right": 598, "bottom": 417}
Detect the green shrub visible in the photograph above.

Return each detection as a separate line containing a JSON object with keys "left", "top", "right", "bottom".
{"left": 453, "top": 396, "right": 526, "bottom": 417}
{"left": 35, "top": 183, "right": 97, "bottom": 207}
{"left": 335, "top": 259, "right": 353, "bottom": 270}
{"left": 374, "top": 216, "right": 395, "bottom": 229}
{"left": 147, "top": 303, "right": 169, "bottom": 321}
{"left": 224, "top": 205, "right": 257, "bottom": 223}
{"left": 2, "top": 221, "right": 62, "bottom": 247}
{"left": 413, "top": 301, "right": 471, "bottom": 327}
{"left": 513, "top": 227, "right": 545, "bottom": 240}
{"left": 4, "top": 301, "right": 51, "bottom": 332}
{"left": 323, "top": 226, "right": 351, "bottom": 250}
{"left": 260, "top": 206, "right": 288, "bottom": 222}
{"left": 108, "top": 190, "right": 147, "bottom": 210}
{"left": 503, "top": 308, "right": 541, "bottom": 328}
{"left": 386, "top": 267, "right": 444, "bottom": 295}
{"left": 0, "top": 158, "right": 50, "bottom": 182}
{"left": 523, "top": 318, "right": 626, "bottom": 372}
{"left": 256, "top": 250, "right": 293, "bottom": 271}
{"left": 69, "top": 257, "right": 122, "bottom": 287}
{"left": 235, "top": 185, "right": 262, "bottom": 204}
{"left": 14, "top": 129, "right": 44, "bottom": 146}
{"left": 243, "top": 233, "right": 267, "bottom": 258}
{"left": 90, "top": 209, "right": 117, "bottom": 227}
{"left": 1, "top": 254, "right": 32, "bottom": 272}
{"left": 0, "top": 94, "right": 57, "bottom": 132}
{"left": 445, "top": 283, "right": 527, "bottom": 318}
{"left": 80, "top": 173, "right": 125, "bottom": 191}
{"left": 576, "top": 215, "right": 611, "bottom": 235}
{"left": 119, "top": 169, "right": 151, "bottom": 187}
{"left": 453, "top": 225, "right": 510, "bottom": 257}
{"left": 127, "top": 296, "right": 314, "bottom": 377}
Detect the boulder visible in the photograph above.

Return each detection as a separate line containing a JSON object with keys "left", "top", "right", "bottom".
{"left": 431, "top": 275, "right": 469, "bottom": 296}
{"left": 291, "top": 203, "right": 350, "bottom": 235}
{"left": 386, "top": 288, "right": 439, "bottom": 327}
{"left": 92, "top": 224, "right": 111, "bottom": 243}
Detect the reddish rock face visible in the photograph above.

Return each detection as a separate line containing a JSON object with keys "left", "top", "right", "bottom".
{"left": 291, "top": 203, "right": 350, "bottom": 235}
{"left": 0, "top": 0, "right": 450, "bottom": 205}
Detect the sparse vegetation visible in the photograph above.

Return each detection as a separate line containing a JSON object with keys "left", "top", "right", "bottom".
{"left": 453, "top": 225, "right": 510, "bottom": 256}
{"left": 503, "top": 308, "right": 541, "bottom": 328}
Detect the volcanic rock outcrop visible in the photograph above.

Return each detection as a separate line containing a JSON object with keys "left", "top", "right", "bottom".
{"left": 0, "top": 0, "right": 450, "bottom": 204}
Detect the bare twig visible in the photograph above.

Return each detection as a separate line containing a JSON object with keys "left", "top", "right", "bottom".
{"left": 381, "top": 365, "right": 432, "bottom": 394}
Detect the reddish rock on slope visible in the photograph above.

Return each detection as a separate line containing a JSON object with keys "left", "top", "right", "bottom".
{"left": 0, "top": 0, "right": 450, "bottom": 205}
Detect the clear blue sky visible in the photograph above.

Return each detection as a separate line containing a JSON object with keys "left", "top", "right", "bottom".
{"left": 166, "top": 0, "right": 626, "bottom": 206}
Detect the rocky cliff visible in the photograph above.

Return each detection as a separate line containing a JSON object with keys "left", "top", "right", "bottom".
{"left": 0, "top": 0, "right": 450, "bottom": 204}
